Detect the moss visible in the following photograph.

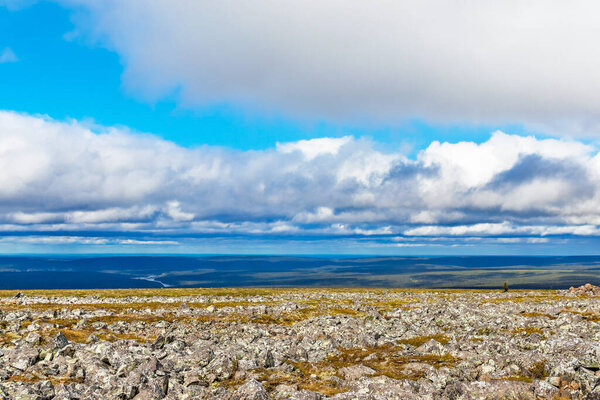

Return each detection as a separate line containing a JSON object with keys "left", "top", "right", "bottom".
{"left": 398, "top": 334, "right": 450, "bottom": 347}
{"left": 220, "top": 343, "right": 460, "bottom": 396}
{"left": 493, "top": 361, "right": 547, "bottom": 383}
{"left": 563, "top": 309, "right": 600, "bottom": 322}
{"left": 511, "top": 327, "right": 544, "bottom": 337}
{"left": 519, "top": 312, "right": 557, "bottom": 320}
{"left": 325, "top": 344, "right": 459, "bottom": 381}
{"left": 0, "top": 332, "right": 20, "bottom": 347}
{"left": 8, "top": 374, "right": 83, "bottom": 385}
{"left": 497, "top": 375, "right": 533, "bottom": 383}
{"left": 480, "top": 293, "right": 568, "bottom": 305}
{"left": 476, "top": 327, "right": 492, "bottom": 335}
{"left": 528, "top": 360, "right": 548, "bottom": 380}
{"left": 246, "top": 366, "right": 346, "bottom": 396}
{"left": 250, "top": 306, "right": 364, "bottom": 326}
{"left": 41, "top": 328, "right": 151, "bottom": 344}
{"left": 365, "top": 298, "right": 415, "bottom": 312}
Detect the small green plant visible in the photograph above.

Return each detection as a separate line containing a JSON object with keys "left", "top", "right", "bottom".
{"left": 503, "top": 281, "right": 508, "bottom": 292}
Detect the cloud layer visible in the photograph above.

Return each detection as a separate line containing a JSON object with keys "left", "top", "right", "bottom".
{"left": 0, "top": 110, "right": 598, "bottom": 246}
{"left": 46, "top": 0, "right": 600, "bottom": 134}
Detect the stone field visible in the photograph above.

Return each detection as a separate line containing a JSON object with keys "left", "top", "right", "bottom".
{"left": 1, "top": 286, "right": 600, "bottom": 399}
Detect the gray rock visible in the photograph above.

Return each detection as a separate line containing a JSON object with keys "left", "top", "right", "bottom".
{"left": 235, "top": 379, "right": 269, "bottom": 400}
{"left": 35, "top": 380, "right": 55, "bottom": 400}
{"left": 338, "top": 364, "right": 376, "bottom": 380}
{"left": 289, "top": 390, "right": 322, "bottom": 400}
{"left": 25, "top": 332, "right": 42, "bottom": 345}
{"left": 2, "top": 287, "right": 600, "bottom": 399}
{"left": 10, "top": 348, "right": 39, "bottom": 371}
{"left": 54, "top": 332, "right": 69, "bottom": 349}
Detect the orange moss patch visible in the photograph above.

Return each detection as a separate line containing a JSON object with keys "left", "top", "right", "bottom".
{"left": 563, "top": 309, "right": 600, "bottom": 322}
{"left": 493, "top": 360, "right": 547, "bottom": 383}
{"left": 8, "top": 374, "right": 83, "bottom": 385}
{"left": 0, "top": 332, "right": 19, "bottom": 347}
{"left": 528, "top": 360, "right": 548, "bottom": 380}
{"left": 44, "top": 328, "right": 151, "bottom": 344}
{"left": 250, "top": 306, "right": 364, "bottom": 326}
{"left": 249, "top": 367, "right": 345, "bottom": 396}
{"left": 510, "top": 327, "right": 545, "bottom": 338}
{"left": 398, "top": 335, "right": 450, "bottom": 347}
{"left": 220, "top": 343, "right": 460, "bottom": 396}
{"left": 519, "top": 312, "right": 557, "bottom": 320}
{"left": 325, "top": 344, "right": 459, "bottom": 381}
{"left": 497, "top": 375, "right": 533, "bottom": 383}
{"left": 480, "top": 293, "right": 568, "bottom": 304}
{"left": 364, "top": 298, "right": 416, "bottom": 312}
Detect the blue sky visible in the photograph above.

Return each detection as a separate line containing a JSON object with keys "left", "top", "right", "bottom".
{"left": 0, "top": 2, "right": 533, "bottom": 151}
{"left": 0, "top": 1, "right": 600, "bottom": 254}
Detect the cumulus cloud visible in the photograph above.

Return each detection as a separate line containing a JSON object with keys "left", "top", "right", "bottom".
{"left": 277, "top": 137, "right": 352, "bottom": 161}
{"left": 0, "top": 110, "right": 599, "bottom": 243}
{"left": 26, "top": 0, "right": 600, "bottom": 134}
{"left": 0, "top": 47, "right": 17, "bottom": 63}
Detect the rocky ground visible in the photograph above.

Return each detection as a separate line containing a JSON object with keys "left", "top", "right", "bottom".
{"left": 1, "top": 286, "right": 600, "bottom": 399}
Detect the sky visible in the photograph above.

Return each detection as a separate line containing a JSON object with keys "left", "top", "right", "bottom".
{"left": 0, "top": 0, "right": 599, "bottom": 255}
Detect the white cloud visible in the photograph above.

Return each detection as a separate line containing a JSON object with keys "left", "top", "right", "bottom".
{"left": 10, "top": 236, "right": 110, "bottom": 245}
{"left": 0, "top": 110, "right": 598, "bottom": 239}
{"left": 0, "top": 236, "right": 179, "bottom": 245}
{"left": 404, "top": 224, "right": 600, "bottom": 237}
{"left": 34, "top": 0, "right": 600, "bottom": 134}
{"left": 165, "top": 201, "right": 194, "bottom": 222}
{"left": 0, "top": 47, "right": 17, "bottom": 63}
{"left": 277, "top": 137, "right": 352, "bottom": 161}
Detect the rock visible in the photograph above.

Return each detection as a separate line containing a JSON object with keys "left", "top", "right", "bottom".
{"left": 569, "top": 283, "right": 600, "bottom": 295}
{"left": 191, "top": 345, "right": 214, "bottom": 367}
{"left": 548, "top": 376, "right": 561, "bottom": 387}
{"left": 183, "top": 371, "right": 208, "bottom": 387}
{"left": 207, "top": 354, "right": 235, "bottom": 380}
{"left": 54, "top": 332, "right": 69, "bottom": 349}
{"left": 289, "top": 390, "right": 322, "bottom": 400}
{"left": 138, "top": 357, "right": 162, "bottom": 375}
{"left": 35, "top": 380, "right": 55, "bottom": 400}
{"left": 25, "top": 332, "right": 42, "bottom": 345}
{"left": 152, "top": 335, "right": 166, "bottom": 350}
{"left": 86, "top": 333, "right": 99, "bottom": 343}
{"left": 581, "top": 360, "right": 600, "bottom": 371}
{"left": 235, "top": 379, "right": 269, "bottom": 400}
{"left": 338, "top": 364, "right": 376, "bottom": 380}
{"left": 262, "top": 349, "right": 275, "bottom": 368}
{"left": 1, "top": 286, "right": 600, "bottom": 399}
{"left": 4, "top": 312, "right": 18, "bottom": 322}
{"left": 40, "top": 310, "right": 57, "bottom": 319}
{"left": 10, "top": 348, "right": 39, "bottom": 371}
{"left": 57, "top": 344, "right": 76, "bottom": 358}
{"left": 415, "top": 338, "right": 446, "bottom": 354}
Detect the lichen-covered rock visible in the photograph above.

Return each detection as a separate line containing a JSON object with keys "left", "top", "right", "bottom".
{"left": 235, "top": 379, "right": 269, "bottom": 400}
{"left": 2, "top": 288, "right": 600, "bottom": 399}
{"left": 338, "top": 365, "right": 375, "bottom": 380}
{"left": 9, "top": 347, "right": 39, "bottom": 371}
{"left": 54, "top": 332, "right": 69, "bottom": 349}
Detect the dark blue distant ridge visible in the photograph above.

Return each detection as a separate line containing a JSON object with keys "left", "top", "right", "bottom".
{"left": 0, "top": 255, "right": 598, "bottom": 290}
